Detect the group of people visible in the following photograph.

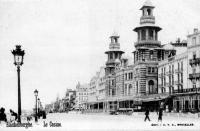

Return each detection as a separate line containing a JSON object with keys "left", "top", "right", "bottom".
{"left": 0, "top": 107, "right": 18, "bottom": 123}
{"left": 144, "top": 108, "right": 163, "bottom": 122}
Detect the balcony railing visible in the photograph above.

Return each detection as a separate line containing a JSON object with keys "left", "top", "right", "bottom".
{"left": 189, "top": 58, "right": 200, "bottom": 66}
{"left": 140, "top": 16, "right": 155, "bottom": 24}
{"left": 134, "top": 40, "right": 161, "bottom": 47}
{"left": 189, "top": 73, "right": 200, "bottom": 80}
{"left": 173, "top": 87, "right": 200, "bottom": 94}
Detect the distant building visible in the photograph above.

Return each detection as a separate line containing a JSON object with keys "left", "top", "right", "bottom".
{"left": 75, "top": 82, "right": 89, "bottom": 109}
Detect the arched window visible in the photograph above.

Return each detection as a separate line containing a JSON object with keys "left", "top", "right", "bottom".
{"left": 148, "top": 80, "right": 154, "bottom": 94}
{"left": 147, "top": 9, "right": 151, "bottom": 16}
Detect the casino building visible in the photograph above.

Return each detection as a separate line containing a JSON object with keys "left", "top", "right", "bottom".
{"left": 81, "top": 0, "right": 200, "bottom": 113}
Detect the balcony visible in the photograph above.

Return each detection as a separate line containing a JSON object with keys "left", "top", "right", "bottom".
{"left": 189, "top": 58, "right": 200, "bottom": 66}
{"left": 134, "top": 40, "right": 161, "bottom": 48}
{"left": 173, "top": 87, "right": 200, "bottom": 94}
{"left": 189, "top": 73, "right": 200, "bottom": 80}
{"left": 175, "top": 68, "right": 183, "bottom": 74}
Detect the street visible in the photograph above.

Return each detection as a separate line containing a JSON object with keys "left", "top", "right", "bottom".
{"left": 13, "top": 112, "right": 200, "bottom": 131}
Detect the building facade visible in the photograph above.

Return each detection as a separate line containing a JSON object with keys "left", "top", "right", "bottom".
{"left": 75, "top": 82, "right": 89, "bottom": 110}
{"left": 78, "top": 0, "right": 200, "bottom": 113}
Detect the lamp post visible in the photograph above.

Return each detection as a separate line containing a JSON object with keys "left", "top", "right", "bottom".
{"left": 11, "top": 45, "right": 25, "bottom": 123}
{"left": 38, "top": 98, "right": 40, "bottom": 118}
{"left": 34, "top": 89, "right": 38, "bottom": 122}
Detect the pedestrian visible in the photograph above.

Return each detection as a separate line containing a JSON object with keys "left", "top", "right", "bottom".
{"left": 158, "top": 109, "right": 163, "bottom": 122}
{"left": 144, "top": 108, "right": 150, "bottom": 122}
{"left": 0, "top": 107, "right": 7, "bottom": 123}
{"left": 10, "top": 109, "right": 18, "bottom": 121}
{"left": 42, "top": 111, "right": 46, "bottom": 119}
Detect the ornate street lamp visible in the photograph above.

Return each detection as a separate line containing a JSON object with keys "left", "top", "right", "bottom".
{"left": 11, "top": 45, "right": 25, "bottom": 123}
{"left": 34, "top": 89, "right": 38, "bottom": 122}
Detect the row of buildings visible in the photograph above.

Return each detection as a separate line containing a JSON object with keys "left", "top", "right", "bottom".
{"left": 45, "top": 89, "right": 76, "bottom": 113}
{"left": 75, "top": 0, "right": 200, "bottom": 113}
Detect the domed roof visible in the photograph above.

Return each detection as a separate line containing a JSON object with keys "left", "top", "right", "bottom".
{"left": 162, "top": 44, "right": 174, "bottom": 50}
{"left": 115, "top": 58, "right": 121, "bottom": 63}
{"left": 140, "top": 0, "right": 154, "bottom": 9}
{"left": 143, "top": 0, "right": 154, "bottom": 7}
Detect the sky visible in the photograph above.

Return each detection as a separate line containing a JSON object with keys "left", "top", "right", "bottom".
{"left": 0, "top": 0, "right": 200, "bottom": 111}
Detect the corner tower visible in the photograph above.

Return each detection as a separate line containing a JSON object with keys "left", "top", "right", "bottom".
{"left": 105, "top": 33, "right": 124, "bottom": 98}
{"left": 133, "top": 0, "right": 162, "bottom": 96}
{"left": 134, "top": 0, "right": 162, "bottom": 50}
{"left": 105, "top": 33, "right": 124, "bottom": 76}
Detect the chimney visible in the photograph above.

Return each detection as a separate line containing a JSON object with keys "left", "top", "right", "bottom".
{"left": 194, "top": 28, "right": 198, "bottom": 33}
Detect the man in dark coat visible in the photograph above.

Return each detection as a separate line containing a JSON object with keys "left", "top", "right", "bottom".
{"left": 144, "top": 108, "right": 150, "bottom": 122}
{"left": 0, "top": 107, "right": 7, "bottom": 123}
{"left": 158, "top": 109, "right": 163, "bottom": 122}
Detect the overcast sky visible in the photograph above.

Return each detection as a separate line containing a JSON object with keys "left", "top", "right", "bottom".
{"left": 0, "top": 0, "right": 200, "bottom": 111}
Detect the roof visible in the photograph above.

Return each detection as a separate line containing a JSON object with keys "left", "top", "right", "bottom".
{"left": 140, "top": 0, "right": 155, "bottom": 10}
{"left": 162, "top": 43, "right": 174, "bottom": 50}
{"left": 110, "top": 31, "right": 119, "bottom": 37}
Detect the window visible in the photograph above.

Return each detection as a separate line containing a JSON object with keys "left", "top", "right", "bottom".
{"left": 152, "top": 67, "right": 155, "bottom": 73}
{"left": 181, "top": 62, "right": 183, "bottom": 71}
{"left": 128, "top": 72, "right": 133, "bottom": 80}
{"left": 148, "top": 67, "right": 151, "bottom": 73}
{"left": 178, "top": 63, "right": 180, "bottom": 70}
{"left": 147, "top": 9, "right": 151, "bottom": 16}
{"left": 141, "top": 52, "right": 145, "bottom": 61}
{"left": 192, "top": 67, "right": 196, "bottom": 74}
{"left": 172, "top": 74, "right": 174, "bottom": 85}
{"left": 141, "top": 30, "right": 146, "bottom": 40}
{"left": 150, "top": 50, "right": 153, "bottom": 60}
{"left": 125, "top": 73, "right": 127, "bottom": 80}
{"left": 110, "top": 54, "right": 113, "bottom": 59}
{"left": 149, "top": 30, "right": 154, "bottom": 40}
{"left": 193, "top": 52, "right": 196, "bottom": 59}
{"left": 181, "top": 73, "right": 183, "bottom": 83}
{"left": 192, "top": 37, "right": 196, "bottom": 45}
{"left": 125, "top": 84, "right": 127, "bottom": 96}
{"left": 136, "top": 81, "right": 139, "bottom": 94}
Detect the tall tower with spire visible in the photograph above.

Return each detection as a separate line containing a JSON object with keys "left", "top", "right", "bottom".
{"left": 105, "top": 32, "right": 124, "bottom": 97}
{"left": 132, "top": 0, "right": 162, "bottom": 95}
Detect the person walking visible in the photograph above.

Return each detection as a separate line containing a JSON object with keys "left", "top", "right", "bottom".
{"left": 158, "top": 108, "right": 163, "bottom": 122}
{"left": 144, "top": 108, "right": 150, "bottom": 122}
{"left": 10, "top": 109, "right": 18, "bottom": 121}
